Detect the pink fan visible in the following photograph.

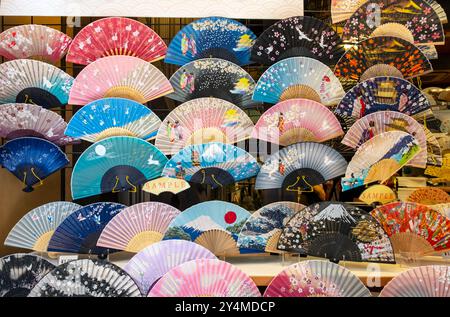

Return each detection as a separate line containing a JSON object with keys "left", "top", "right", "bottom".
{"left": 67, "top": 17, "right": 167, "bottom": 65}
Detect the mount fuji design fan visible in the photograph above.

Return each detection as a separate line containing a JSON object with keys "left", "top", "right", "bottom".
{"left": 407, "top": 187, "right": 450, "bottom": 205}
{"left": 4, "top": 201, "right": 81, "bottom": 252}
{"left": 165, "top": 17, "right": 256, "bottom": 66}
{"left": 0, "top": 59, "right": 73, "bottom": 108}
{"left": 162, "top": 142, "right": 259, "bottom": 189}
{"left": 65, "top": 98, "right": 162, "bottom": 142}
{"left": 142, "top": 177, "right": 190, "bottom": 195}
{"left": 0, "top": 254, "right": 55, "bottom": 297}
{"left": 67, "top": 17, "right": 167, "bottom": 65}
{"left": 424, "top": 126, "right": 443, "bottom": 166}
{"left": 0, "top": 24, "right": 71, "bottom": 63}
{"left": 0, "top": 137, "right": 69, "bottom": 192}
{"left": 71, "top": 136, "right": 168, "bottom": 200}
{"left": 252, "top": 98, "right": 344, "bottom": 146}
{"left": 253, "top": 57, "right": 345, "bottom": 106}
{"left": 68, "top": 55, "right": 173, "bottom": 105}
{"left": 148, "top": 259, "right": 261, "bottom": 297}
{"left": 155, "top": 97, "right": 254, "bottom": 155}
{"left": 97, "top": 202, "right": 181, "bottom": 253}
{"left": 359, "top": 185, "right": 397, "bottom": 205}
{"left": 28, "top": 259, "right": 141, "bottom": 297}
{"left": 277, "top": 202, "right": 395, "bottom": 263}
{"left": 167, "top": 58, "right": 258, "bottom": 109}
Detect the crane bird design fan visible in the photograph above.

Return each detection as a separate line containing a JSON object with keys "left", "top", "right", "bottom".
{"left": 253, "top": 57, "right": 345, "bottom": 106}
{"left": 165, "top": 17, "right": 256, "bottom": 66}
{"left": 359, "top": 185, "right": 397, "bottom": 205}
{"left": 67, "top": 17, "right": 167, "bottom": 65}
{"left": 71, "top": 136, "right": 168, "bottom": 200}
{"left": 0, "top": 137, "right": 69, "bottom": 192}
{"left": 155, "top": 97, "right": 254, "bottom": 155}
{"left": 407, "top": 187, "right": 450, "bottom": 205}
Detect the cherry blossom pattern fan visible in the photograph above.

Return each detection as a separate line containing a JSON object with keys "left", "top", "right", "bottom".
{"left": 424, "top": 126, "right": 443, "bottom": 166}
{"left": 96, "top": 202, "right": 181, "bottom": 253}
{"left": 407, "top": 187, "right": 450, "bottom": 205}
{"left": 142, "top": 177, "right": 190, "bottom": 195}
{"left": 67, "top": 17, "right": 166, "bottom": 65}
{"left": 359, "top": 185, "right": 397, "bottom": 205}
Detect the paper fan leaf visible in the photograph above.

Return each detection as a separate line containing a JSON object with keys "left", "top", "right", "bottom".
{"left": 407, "top": 187, "right": 450, "bottom": 205}
{"left": 359, "top": 185, "right": 397, "bottom": 205}
{"left": 155, "top": 97, "right": 254, "bottom": 155}
{"left": 165, "top": 17, "right": 256, "bottom": 66}
{"left": 424, "top": 126, "right": 443, "bottom": 166}
{"left": 67, "top": 17, "right": 166, "bottom": 65}
{"left": 432, "top": 203, "right": 450, "bottom": 218}
{"left": 419, "top": 44, "right": 439, "bottom": 59}
{"left": 142, "top": 177, "right": 190, "bottom": 195}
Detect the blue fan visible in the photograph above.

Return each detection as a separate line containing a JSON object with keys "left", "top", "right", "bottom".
{"left": 47, "top": 202, "right": 125, "bottom": 255}
{"left": 165, "top": 17, "right": 256, "bottom": 66}
{"left": 65, "top": 98, "right": 162, "bottom": 143}
{"left": 162, "top": 142, "right": 259, "bottom": 189}
{"left": 71, "top": 136, "right": 168, "bottom": 200}
{"left": 0, "top": 137, "right": 69, "bottom": 192}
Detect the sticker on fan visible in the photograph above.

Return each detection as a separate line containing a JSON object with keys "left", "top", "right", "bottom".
{"left": 142, "top": 177, "right": 190, "bottom": 195}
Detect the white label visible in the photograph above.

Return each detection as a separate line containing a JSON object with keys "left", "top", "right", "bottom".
{"left": 58, "top": 255, "right": 78, "bottom": 266}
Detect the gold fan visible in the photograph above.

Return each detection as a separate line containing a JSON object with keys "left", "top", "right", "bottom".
{"left": 365, "top": 159, "right": 401, "bottom": 184}
{"left": 407, "top": 187, "right": 450, "bottom": 205}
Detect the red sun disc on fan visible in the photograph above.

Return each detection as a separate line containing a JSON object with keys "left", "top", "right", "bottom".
{"left": 224, "top": 211, "right": 237, "bottom": 224}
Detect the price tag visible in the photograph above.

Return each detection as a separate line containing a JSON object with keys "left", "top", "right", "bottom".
{"left": 58, "top": 255, "right": 78, "bottom": 265}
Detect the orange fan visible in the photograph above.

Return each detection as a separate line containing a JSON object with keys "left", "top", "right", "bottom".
{"left": 407, "top": 187, "right": 450, "bottom": 205}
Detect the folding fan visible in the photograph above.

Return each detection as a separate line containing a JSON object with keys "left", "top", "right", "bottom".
{"left": 97, "top": 202, "right": 181, "bottom": 253}
{"left": 264, "top": 260, "right": 371, "bottom": 297}
{"left": 0, "top": 137, "right": 69, "bottom": 192}
{"left": 4, "top": 201, "right": 81, "bottom": 252}
{"left": 424, "top": 126, "right": 443, "bottom": 166}
{"left": 342, "top": 131, "right": 421, "bottom": 191}
{"left": 162, "top": 142, "right": 259, "bottom": 189}
{"left": 0, "top": 59, "right": 73, "bottom": 108}
{"left": 165, "top": 17, "right": 256, "bottom": 66}
{"left": 407, "top": 187, "right": 450, "bottom": 205}
{"left": 65, "top": 97, "right": 162, "bottom": 142}
{"left": 164, "top": 200, "right": 251, "bottom": 256}
{"left": 419, "top": 44, "right": 439, "bottom": 60}
{"left": 67, "top": 17, "right": 167, "bottom": 65}
{"left": 359, "top": 185, "right": 397, "bottom": 205}
{"left": 124, "top": 240, "right": 216, "bottom": 295}
{"left": 46, "top": 202, "right": 125, "bottom": 255}
{"left": 0, "top": 254, "right": 55, "bottom": 297}
{"left": 277, "top": 202, "right": 395, "bottom": 263}
{"left": 155, "top": 97, "right": 254, "bottom": 155}
{"left": 28, "top": 259, "right": 141, "bottom": 297}
{"left": 432, "top": 203, "right": 450, "bottom": 218}
{"left": 252, "top": 99, "right": 344, "bottom": 146}
{"left": 71, "top": 136, "right": 168, "bottom": 200}
{"left": 142, "top": 177, "right": 190, "bottom": 195}
{"left": 0, "top": 24, "right": 72, "bottom": 63}
{"left": 148, "top": 259, "right": 261, "bottom": 297}
{"left": 237, "top": 202, "right": 306, "bottom": 253}
{"left": 68, "top": 55, "right": 173, "bottom": 105}
{"left": 167, "top": 58, "right": 258, "bottom": 109}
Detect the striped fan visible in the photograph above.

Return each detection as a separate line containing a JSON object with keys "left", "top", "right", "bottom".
{"left": 96, "top": 202, "right": 181, "bottom": 253}
{"left": 28, "top": 259, "right": 141, "bottom": 297}
{"left": 264, "top": 260, "right": 371, "bottom": 297}
{"left": 0, "top": 137, "right": 69, "bottom": 192}
{"left": 432, "top": 203, "right": 450, "bottom": 218}
{"left": 65, "top": 98, "right": 161, "bottom": 142}
{"left": 252, "top": 99, "right": 344, "bottom": 146}
{"left": 148, "top": 259, "right": 260, "bottom": 297}
{"left": 71, "top": 136, "right": 168, "bottom": 200}
{"left": 0, "top": 59, "right": 73, "bottom": 108}
{"left": 68, "top": 55, "right": 173, "bottom": 105}
{"left": 67, "top": 17, "right": 166, "bottom": 65}
{"left": 142, "top": 177, "right": 190, "bottom": 195}
{"left": 155, "top": 97, "right": 254, "bottom": 155}
{"left": 4, "top": 201, "right": 81, "bottom": 252}
{"left": 424, "top": 126, "right": 443, "bottom": 166}
{"left": 359, "top": 185, "right": 397, "bottom": 205}
{"left": 407, "top": 187, "right": 450, "bottom": 205}
{"left": 165, "top": 17, "right": 256, "bottom": 66}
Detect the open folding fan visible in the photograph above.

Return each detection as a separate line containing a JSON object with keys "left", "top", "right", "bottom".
{"left": 124, "top": 240, "right": 216, "bottom": 295}
{"left": 419, "top": 44, "right": 439, "bottom": 60}
{"left": 424, "top": 126, "right": 443, "bottom": 166}
{"left": 142, "top": 177, "right": 190, "bottom": 195}
{"left": 0, "top": 254, "right": 55, "bottom": 297}
{"left": 0, "top": 59, "right": 73, "bottom": 108}
{"left": 97, "top": 202, "right": 181, "bottom": 253}
{"left": 165, "top": 17, "right": 256, "bottom": 66}
{"left": 277, "top": 202, "right": 395, "bottom": 263}
{"left": 407, "top": 187, "right": 450, "bottom": 205}
{"left": 237, "top": 202, "right": 306, "bottom": 253}
{"left": 164, "top": 200, "right": 251, "bottom": 256}
{"left": 68, "top": 55, "right": 173, "bottom": 105}
{"left": 359, "top": 185, "right": 397, "bottom": 205}
{"left": 342, "top": 131, "right": 421, "bottom": 191}
{"left": 28, "top": 259, "right": 141, "bottom": 297}
{"left": 0, "top": 137, "right": 69, "bottom": 192}
{"left": 4, "top": 201, "right": 81, "bottom": 252}
{"left": 155, "top": 97, "right": 253, "bottom": 155}
{"left": 65, "top": 98, "right": 162, "bottom": 142}
{"left": 71, "top": 136, "right": 168, "bottom": 200}
{"left": 67, "top": 17, "right": 167, "bottom": 65}
{"left": 148, "top": 259, "right": 260, "bottom": 297}
{"left": 162, "top": 142, "right": 259, "bottom": 189}
{"left": 46, "top": 202, "right": 125, "bottom": 255}
{"left": 264, "top": 260, "right": 371, "bottom": 297}
{"left": 252, "top": 99, "right": 344, "bottom": 146}
{"left": 432, "top": 203, "right": 450, "bottom": 218}
{"left": 167, "top": 58, "right": 258, "bottom": 108}
{"left": 253, "top": 57, "right": 345, "bottom": 106}
{"left": 0, "top": 24, "right": 71, "bottom": 63}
